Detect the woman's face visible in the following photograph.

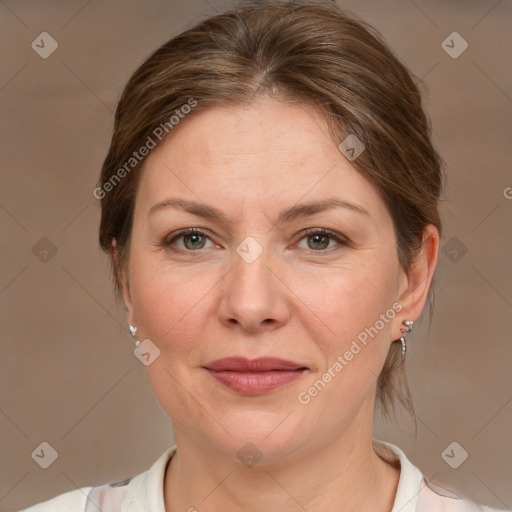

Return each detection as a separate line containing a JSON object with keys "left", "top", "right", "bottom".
{"left": 122, "top": 98, "right": 423, "bottom": 461}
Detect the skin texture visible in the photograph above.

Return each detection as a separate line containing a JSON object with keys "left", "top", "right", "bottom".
{"left": 120, "top": 98, "right": 439, "bottom": 512}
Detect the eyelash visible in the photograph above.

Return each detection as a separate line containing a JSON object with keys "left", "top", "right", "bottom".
{"left": 161, "top": 227, "right": 349, "bottom": 255}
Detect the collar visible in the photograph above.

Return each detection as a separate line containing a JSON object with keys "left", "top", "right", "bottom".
{"left": 120, "top": 439, "right": 426, "bottom": 512}
{"left": 121, "top": 447, "right": 175, "bottom": 511}
{"left": 372, "top": 438, "right": 425, "bottom": 512}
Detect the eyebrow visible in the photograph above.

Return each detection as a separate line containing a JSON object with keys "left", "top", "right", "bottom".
{"left": 147, "top": 197, "right": 370, "bottom": 225}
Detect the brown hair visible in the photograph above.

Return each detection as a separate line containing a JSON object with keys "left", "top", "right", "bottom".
{"left": 97, "top": 0, "right": 444, "bottom": 420}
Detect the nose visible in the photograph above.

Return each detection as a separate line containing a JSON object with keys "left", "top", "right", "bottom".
{"left": 217, "top": 242, "right": 291, "bottom": 333}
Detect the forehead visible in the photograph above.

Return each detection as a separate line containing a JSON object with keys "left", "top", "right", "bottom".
{"left": 136, "top": 99, "right": 385, "bottom": 219}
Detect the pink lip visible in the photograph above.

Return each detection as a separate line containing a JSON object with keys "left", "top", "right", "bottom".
{"left": 203, "top": 357, "right": 308, "bottom": 395}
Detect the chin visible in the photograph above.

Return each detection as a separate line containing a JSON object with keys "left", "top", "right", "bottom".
{"left": 207, "top": 410, "right": 313, "bottom": 463}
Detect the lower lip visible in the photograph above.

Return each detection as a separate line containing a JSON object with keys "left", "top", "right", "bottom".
{"left": 205, "top": 369, "right": 306, "bottom": 395}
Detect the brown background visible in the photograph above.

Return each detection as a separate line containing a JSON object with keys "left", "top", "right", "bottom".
{"left": 0, "top": 0, "right": 511, "bottom": 510}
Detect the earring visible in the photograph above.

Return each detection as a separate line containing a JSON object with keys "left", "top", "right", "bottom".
{"left": 129, "top": 324, "right": 141, "bottom": 348}
{"left": 398, "top": 320, "right": 414, "bottom": 360}
{"left": 402, "top": 320, "right": 413, "bottom": 334}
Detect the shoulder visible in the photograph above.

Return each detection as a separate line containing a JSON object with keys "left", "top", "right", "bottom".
{"left": 418, "top": 478, "right": 510, "bottom": 512}
{"left": 20, "top": 446, "right": 176, "bottom": 512}
{"left": 21, "top": 487, "right": 93, "bottom": 511}
{"left": 372, "top": 439, "right": 509, "bottom": 512}
{"left": 21, "top": 479, "right": 132, "bottom": 512}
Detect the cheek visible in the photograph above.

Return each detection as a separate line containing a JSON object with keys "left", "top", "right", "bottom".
{"left": 295, "top": 268, "right": 398, "bottom": 420}
{"left": 129, "top": 258, "right": 220, "bottom": 354}
{"left": 296, "top": 263, "right": 399, "bottom": 423}
{"left": 300, "top": 258, "right": 398, "bottom": 349}
{"left": 129, "top": 263, "right": 218, "bottom": 417}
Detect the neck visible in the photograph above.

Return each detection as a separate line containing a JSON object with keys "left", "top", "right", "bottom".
{"left": 163, "top": 420, "right": 400, "bottom": 512}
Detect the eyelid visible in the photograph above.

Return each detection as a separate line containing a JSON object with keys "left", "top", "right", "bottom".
{"left": 293, "top": 227, "right": 350, "bottom": 250}
{"left": 163, "top": 228, "right": 216, "bottom": 251}
{"left": 162, "top": 227, "right": 349, "bottom": 254}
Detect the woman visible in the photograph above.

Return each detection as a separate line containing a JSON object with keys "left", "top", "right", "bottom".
{"left": 23, "top": 1, "right": 508, "bottom": 511}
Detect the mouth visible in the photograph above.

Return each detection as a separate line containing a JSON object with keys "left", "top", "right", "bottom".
{"left": 203, "top": 357, "right": 309, "bottom": 395}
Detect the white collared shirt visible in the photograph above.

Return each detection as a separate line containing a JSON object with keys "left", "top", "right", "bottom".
{"left": 22, "top": 439, "right": 509, "bottom": 511}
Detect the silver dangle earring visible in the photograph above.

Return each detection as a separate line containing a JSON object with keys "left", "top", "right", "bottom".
{"left": 129, "top": 324, "right": 141, "bottom": 348}
{"left": 399, "top": 320, "right": 414, "bottom": 360}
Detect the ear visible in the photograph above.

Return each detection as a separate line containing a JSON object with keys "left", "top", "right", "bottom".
{"left": 112, "top": 239, "right": 136, "bottom": 326}
{"left": 395, "top": 224, "right": 440, "bottom": 336}
{"left": 120, "top": 270, "right": 136, "bottom": 327}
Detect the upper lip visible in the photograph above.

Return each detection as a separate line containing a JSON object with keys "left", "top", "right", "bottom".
{"left": 204, "top": 357, "right": 308, "bottom": 372}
